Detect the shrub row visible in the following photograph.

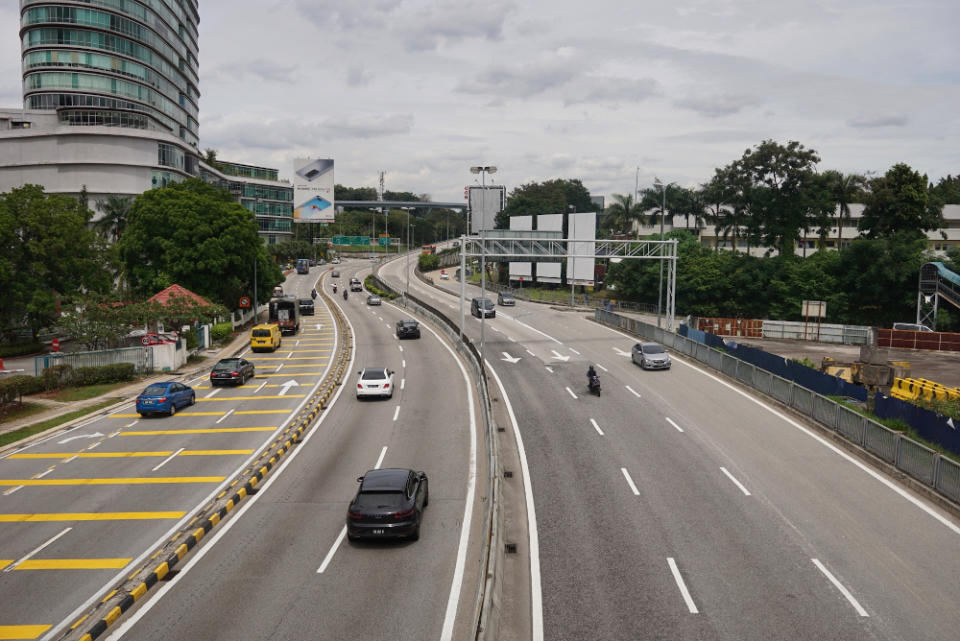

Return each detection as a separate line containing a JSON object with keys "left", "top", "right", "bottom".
{"left": 211, "top": 322, "right": 233, "bottom": 342}
{"left": 0, "top": 341, "right": 44, "bottom": 358}
{"left": 0, "top": 363, "right": 136, "bottom": 406}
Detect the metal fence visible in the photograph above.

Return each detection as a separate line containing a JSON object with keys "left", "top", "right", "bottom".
{"left": 34, "top": 347, "right": 154, "bottom": 376}
{"left": 595, "top": 309, "right": 960, "bottom": 507}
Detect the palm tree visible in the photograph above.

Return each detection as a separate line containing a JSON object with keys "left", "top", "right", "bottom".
{"left": 94, "top": 194, "right": 133, "bottom": 243}
{"left": 823, "top": 170, "right": 866, "bottom": 247}
{"left": 604, "top": 193, "right": 644, "bottom": 236}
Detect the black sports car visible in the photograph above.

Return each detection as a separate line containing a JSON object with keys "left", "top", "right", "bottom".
{"left": 346, "top": 468, "right": 428, "bottom": 541}
{"left": 396, "top": 319, "right": 421, "bottom": 339}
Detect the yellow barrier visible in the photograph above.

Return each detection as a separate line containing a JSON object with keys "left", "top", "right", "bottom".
{"left": 891, "top": 377, "right": 960, "bottom": 403}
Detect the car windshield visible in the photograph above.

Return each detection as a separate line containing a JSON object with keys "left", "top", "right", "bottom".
{"left": 479, "top": 299, "right": 493, "bottom": 309}
{"left": 400, "top": 321, "right": 417, "bottom": 327}
{"left": 642, "top": 344, "right": 665, "bottom": 354}
{"left": 361, "top": 369, "right": 387, "bottom": 380}
{"left": 354, "top": 492, "right": 405, "bottom": 509}
{"left": 143, "top": 384, "right": 168, "bottom": 395}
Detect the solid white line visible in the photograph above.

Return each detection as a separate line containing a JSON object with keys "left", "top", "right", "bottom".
{"left": 621, "top": 468, "right": 640, "bottom": 495}
{"left": 596, "top": 320, "right": 960, "bottom": 537}
{"left": 215, "top": 409, "right": 235, "bottom": 424}
{"left": 720, "top": 466, "right": 751, "bottom": 496}
{"left": 316, "top": 526, "right": 347, "bottom": 574}
{"left": 544, "top": 366, "right": 554, "bottom": 373}
{"left": 393, "top": 406, "right": 400, "bottom": 422}
{"left": 625, "top": 385, "right": 642, "bottom": 398}
{"left": 204, "top": 388, "right": 221, "bottom": 399}
{"left": 508, "top": 336, "right": 516, "bottom": 342}
{"left": 665, "top": 417, "right": 684, "bottom": 433}
{"left": 254, "top": 380, "right": 267, "bottom": 393}
{"left": 667, "top": 557, "right": 699, "bottom": 613}
{"left": 5, "top": 527, "right": 72, "bottom": 572}
{"left": 374, "top": 446, "right": 388, "bottom": 470}
{"left": 566, "top": 387, "right": 578, "bottom": 399}
{"left": 569, "top": 347, "right": 581, "bottom": 355}
{"left": 485, "top": 361, "right": 543, "bottom": 641}
{"left": 152, "top": 448, "right": 184, "bottom": 472}
{"left": 526, "top": 349, "right": 535, "bottom": 356}
{"left": 812, "top": 558, "right": 869, "bottom": 616}
{"left": 590, "top": 419, "right": 604, "bottom": 436}
{"left": 595, "top": 363, "right": 608, "bottom": 372}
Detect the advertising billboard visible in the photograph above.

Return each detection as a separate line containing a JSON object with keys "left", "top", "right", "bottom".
{"left": 468, "top": 185, "right": 505, "bottom": 233}
{"left": 537, "top": 214, "right": 563, "bottom": 283}
{"left": 293, "top": 158, "right": 335, "bottom": 223}
{"left": 508, "top": 215, "right": 533, "bottom": 282}
{"left": 568, "top": 212, "right": 597, "bottom": 286}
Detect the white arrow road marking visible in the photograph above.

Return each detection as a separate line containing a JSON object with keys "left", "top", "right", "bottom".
{"left": 58, "top": 432, "right": 104, "bottom": 444}
{"left": 551, "top": 350, "right": 570, "bottom": 362}
{"left": 315, "top": 323, "right": 323, "bottom": 330}
{"left": 501, "top": 352, "right": 521, "bottom": 364}
{"left": 278, "top": 380, "right": 300, "bottom": 396}
{"left": 614, "top": 347, "right": 631, "bottom": 357}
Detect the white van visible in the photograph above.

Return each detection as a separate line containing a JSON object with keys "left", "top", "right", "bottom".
{"left": 892, "top": 322, "right": 933, "bottom": 332}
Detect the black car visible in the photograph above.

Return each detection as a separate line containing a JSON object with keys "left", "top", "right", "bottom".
{"left": 210, "top": 357, "right": 255, "bottom": 386}
{"left": 396, "top": 319, "right": 421, "bottom": 339}
{"left": 299, "top": 298, "right": 315, "bottom": 315}
{"left": 347, "top": 468, "right": 428, "bottom": 541}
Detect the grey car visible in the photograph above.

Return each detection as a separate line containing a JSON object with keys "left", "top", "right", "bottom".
{"left": 367, "top": 294, "right": 381, "bottom": 306}
{"left": 632, "top": 342, "right": 671, "bottom": 370}
{"left": 497, "top": 292, "right": 516, "bottom": 306}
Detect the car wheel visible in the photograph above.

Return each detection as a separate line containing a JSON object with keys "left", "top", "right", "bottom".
{"left": 138, "top": 412, "right": 146, "bottom": 417}
{"left": 169, "top": 404, "right": 176, "bottom": 417}
{"left": 347, "top": 533, "right": 358, "bottom": 543}
{"left": 189, "top": 394, "right": 196, "bottom": 406}
{"left": 409, "top": 524, "right": 420, "bottom": 542}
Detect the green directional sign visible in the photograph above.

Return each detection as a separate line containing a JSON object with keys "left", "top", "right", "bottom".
{"left": 333, "top": 235, "right": 370, "bottom": 245}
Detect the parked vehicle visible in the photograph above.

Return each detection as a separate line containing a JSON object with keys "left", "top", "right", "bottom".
{"left": 396, "top": 319, "right": 421, "bottom": 339}
{"left": 269, "top": 297, "right": 301, "bottom": 335}
{"left": 136, "top": 381, "right": 195, "bottom": 417}
{"left": 210, "top": 358, "right": 255, "bottom": 386}
{"left": 632, "top": 342, "right": 671, "bottom": 370}
{"left": 471, "top": 297, "right": 495, "bottom": 318}
{"left": 250, "top": 323, "right": 282, "bottom": 352}
{"left": 892, "top": 322, "right": 933, "bottom": 332}
{"left": 347, "top": 468, "right": 429, "bottom": 541}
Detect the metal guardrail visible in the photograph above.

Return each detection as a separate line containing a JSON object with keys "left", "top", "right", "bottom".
{"left": 594, "top": 309, "right": 960, "bottom": 507}
{"left": 33, "top": 346, "right": 154, "bottom": 376}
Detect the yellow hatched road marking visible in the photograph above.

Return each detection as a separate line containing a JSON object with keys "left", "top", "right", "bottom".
{"left": 196, "top": 395, "right": 305, "bottom": 401}
{"left": 0, "top": 477, "right": 224, "bottom": 486}
{"left": 9, "top": 450, "right": 252, "bottom": 459}
{"left": 0, "top": 625, "right": 52, "bottom": 639}
{"left": 121, "top": 427, "right": 276, "bottom": 435}
{"left": 109, "top": 412, "right": 227, "bottom": 418}
{"left": 0, "top": 560, "right": 11, "bottom": 570}
{"left": 16, "top": 558, "right": 132, "bottom": 570}
{"left": 234, "top": 410, "right": 291, "bottom": 415}
{"left": 258, "top": 364, "right": 327, "bottom": 369}
{"left": 0, "top": 512, "right": 185, "bottom": 522}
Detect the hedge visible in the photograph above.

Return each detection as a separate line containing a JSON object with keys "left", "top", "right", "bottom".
{"left": 211, "top": 322, "right": 233, "bottom": 342}
{"left": 0, "top": 363, "right": 136, "bottom": 406}
{"left": 0, "top": 341, "right": 44, "bottom": 358}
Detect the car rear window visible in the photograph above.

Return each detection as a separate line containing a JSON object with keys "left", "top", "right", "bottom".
{"left": 214, "top": 361, "right": 237, "bottom": 370}
{"left": 252, "top": 329, "right": 272, "bottom": 337}
{"left": 143, "top": 385, "right": 167, "bottom": 395}
{"left": 361, "top": 369, "right": 387, "bottom": 380}
{"left": 300, "top": 299, "right": 312, "bottom": 305}
{"left": 355, "top": 492, "right": 405, "bottom": 508}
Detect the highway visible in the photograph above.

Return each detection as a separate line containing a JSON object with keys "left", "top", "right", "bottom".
{"left": 99, "top": 258, "right": 486, "bottom": 641}
{"left": 379, "top": 249, "right": 960, "bottom": 641}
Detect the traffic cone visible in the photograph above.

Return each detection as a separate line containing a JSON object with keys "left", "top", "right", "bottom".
{"left": 0, "top": 358, "right": 5, "bottom": 371}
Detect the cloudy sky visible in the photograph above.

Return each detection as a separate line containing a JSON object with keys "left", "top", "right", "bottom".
{"left": 3, "top": 0, "right": 958, "bottom": 203}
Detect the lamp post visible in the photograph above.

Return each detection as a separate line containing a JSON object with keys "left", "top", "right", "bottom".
{"left": 470, "top": 166, "right": 497, "bottom": 364}
{"left": 568, "top": 204, "right": 576, "bottom": 306}
{"left": 653, "top": 177, "right": 674, "bottom": 328}
{"left": 406, "top": 221, "right": 413, "bottom": 299}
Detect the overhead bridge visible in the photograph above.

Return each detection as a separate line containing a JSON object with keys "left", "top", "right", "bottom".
{"left": 917, "top": 261, "right": 960, "bottom": 328}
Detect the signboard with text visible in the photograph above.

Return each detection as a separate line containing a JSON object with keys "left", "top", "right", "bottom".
{"left": 293, "top": 157, "right": 335, "bottom": 223}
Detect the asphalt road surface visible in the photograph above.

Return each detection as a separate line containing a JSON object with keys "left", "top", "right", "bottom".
{"left": 381, "top": 250, "right": 960, "bottom": 641}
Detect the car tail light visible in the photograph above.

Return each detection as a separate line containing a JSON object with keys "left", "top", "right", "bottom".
{"left": 383, "top": 383, "right": 390, "bottom": 388}
{"left": 231, "top": 371, "right": 239, "bottom": 377}
{"left": 158, "top": 397, "right": 167, "bottom": 403}
{"left": 394, "top": 508, "right": 415, "bottom": 519}
{"left": 348, "top": 509, "right": 363, "bottom": 520}
{"left": 357, "top": 383, "right": 363, "bottom": 389}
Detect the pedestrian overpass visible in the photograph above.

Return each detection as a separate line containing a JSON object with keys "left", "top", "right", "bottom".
{"left": 918, "top": 261, "right": 960, "bottom": 329}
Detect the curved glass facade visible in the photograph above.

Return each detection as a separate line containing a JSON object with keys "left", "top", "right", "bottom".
{"left": 21, "top": 0, "right": 200, "bottom": 146}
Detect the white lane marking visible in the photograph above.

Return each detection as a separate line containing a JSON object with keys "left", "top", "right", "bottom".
{"left": 393, "top": 406, "right": 400, "bottom": 422}
{"left": 204, "top": 388, "right": 221, "bottom": 399}
{"left": 667, "top": 557, "right": 699, "bottom": 614}
{"left": 34, "top": 469, "right": 53, "bottom": 479}
{"left": 526, "top": 349, "right": 535, "bottom": 356}
{"left": 374, "top": 446, "right": 388, "bottom": 470}
{"left": 621, "top": 468, "right": 640, "bottom": 495}
{"left": 86, "top": 442, "right": 100, "bottom": 450}
{"left": 566, "top": 387, "right": 578, "bottom": 399}
{"left": 720, "top": 467, "right": 751, "bottom": 496}
{"left": 285, "top": 350, "right": 293, "bottom": 360}
{"left": 124, "top": 421, "right": 138, "bottom": 428}
{"left": 274, "top": 363, "right": 284, "bottom": 373}
{"left": 506, "top": 313, "right": 562, "bottom": 345}
{"left": 5, "top": 527, "right": 72, "bottom": 572}
{"left": 317, "top": 527, "right": 347, "bottom": 574}
{"left": 215, "top": 409, "right": 235, "bottom": 424}
{"left": 485, "top": 362, "right": 543, "bottom": 641}
{"left": 3, "top": 486, "right": 23, "bottom": 496}
{"left": 152, "top": 448, "right": 185, "bottom": 472}
{"left": 569, "top": 347, "right": 581, "bottom": 355}
{"left": 108, "top": 431, "right": 120, "bottom": 438}
{"left": 596, "top": 321, "right": 960, "bottom": 537}
{"left": 595, "top": 363, "right": 608, "bottom": 372}
{"left": 508, "top": 336, "right": 516, "bottom": 342}
{"left": 590, "top": 419, "right": 604, "bottom": 436}
{"left": 402, "top": 360, "right": 406, "bottom": 368}
{"left": 625, "top": 385, "right": 642, "bottom": 398}
{"left": 812, "top": 559, "right": 869, "bottom": 616}
{"left": 545, "top": 366, "right": 554, "bottom": 373}
{"left": 401, "top": 378, "right": 406, "bottom": 390}
{"left": 665, "top": 417, "right": 684, "bottom": 433}
{"left": 63, "top": 455, "right": 78, "bottom": 463}
{"left": 254, "top": 380, "right": 267, "bottom": 393}
{"left": 295, "top": 340, "right": 300, "bottom": 347}
{"left": 398, "top": 345, "right": 404, "bottom": 353}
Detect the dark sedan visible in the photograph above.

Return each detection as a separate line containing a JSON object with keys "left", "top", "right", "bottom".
{"left": 346, "top": 468, "right": 429, "bottom": 541}
{"left": 299, "top": 298, "right": 315, "bottom": 315}
{"left": 396, "top": 319, "right": 421, "bottom": 339}
{"left": 210, "top": 357, "right": 255, "bottom": 386}
{"left": 135, "top": 381, "right": 195, "bottom": 417}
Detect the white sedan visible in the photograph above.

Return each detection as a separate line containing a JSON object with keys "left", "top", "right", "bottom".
{"left": 356, "top": 367, "right": 395, "bottom": 399}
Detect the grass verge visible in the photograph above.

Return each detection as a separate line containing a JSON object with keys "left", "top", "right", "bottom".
{"left": 39, "top": 381, "right": 134, "bottom": 402}
{"left": 0, "top": 399, "right": 121, "bottom": 448}
{"left": 0, "top": 403, "right": 48, "bottom": 424}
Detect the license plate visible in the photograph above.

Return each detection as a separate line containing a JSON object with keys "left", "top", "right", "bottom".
{"left": 372, "top": 529, "right": 384, "bottom": 535}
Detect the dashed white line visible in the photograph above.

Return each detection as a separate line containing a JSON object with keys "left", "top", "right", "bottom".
{"left": 812, "top": 559, "right": 869, "bottom": 616}
{"left": 621, "top": 468, "right": 640, "bottom": 495}
{"left": 402, "top": 360, "right": 406, "bottom": 368}
{"left": 374, "top": 446, "right": 388, "bottom": 470}
{"left": 317, "top": 527, "right": 347, "bottom": 575}
{"left": 63, "top": 455, "right": 78, "bottom": 463}
{"left": 216, "top": 409, "right": 235, "bottom": 424}
{"left": 398, "top": 345, "right": 404, "bottom": 353}
{"left": 667, "top": 558, "right": 699, "bottom": 614}
{"left": 720, "top": 467, "right": 751, "bottom": 496}
{"left": 401, "top": 378, "right": 406, "bottom": 390}
{"left": 665, "top": 417, "right": 684, "bottom": 433}
{"left": 508, "top": 336, "right": 516, "bottom": 342}
{"left": 204, "top": 388, "right": 221, "bottom": 399}
{"left": 152, "top": 448, "right": 185, "bottom": 472}
{"left": 393, "top": 406, "right": 400, "bottom": 422}
{"left": 545, "top": 366, "right": 554, "bottom": 373}
{"left": 565, "top": 387, "right": 578, "bottom": 399}
{"left": 4, "top": 528, "right": 72, "bottom": 572}
{"left": 3, "top": 486, "right": 23, "bottom": 496}
{"left": 285, "top": 350, "right": 293, "bottom": 360}
{"left": 526, "top": 349, "right": 535, "bottom": 356}
{"left": 86, "top": 442, "right": 100, "bottom": 450}
{"left": 625, "top": 385, "right": 642, "bottom": 398}
{"left": 595, "top": 364, "right": 608, "bottom": 372}
{"left": 34, "top": 469, "right": 53, "bottom": 479}
{"left": 590, "top": 419, "right": 604, "bottom": 436}
{"left": 569, "top": 347, "right": 581, "bottom": 355}
{"left": 124, "top": 421, "right": 138, "bottom": 428}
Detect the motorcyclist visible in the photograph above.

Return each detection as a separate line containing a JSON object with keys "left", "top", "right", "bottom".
{"left": 332, "top": 284, "right": 337, "bottom": 294}
{"left": 343, "top": 289, "right": 348, "bottom": 301}
{"left": 311, "top": 288, "right": 317, "bottom": 300}
{"left": 586, "top": 365, "right": 597, "bottom": 381}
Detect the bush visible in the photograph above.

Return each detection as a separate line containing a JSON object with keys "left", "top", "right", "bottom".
{"left": 42, "top": 364, "right": 73, "bottom": 391}
{"left": 211, "top": 322, "right": 233, "bottom": 342}
{"left": 418, "top": 254, "right": 440, "bottom": 271}
{"left": 0, "top": 375, "right": 46, "bottom": 405}
{"left": 0, "top": 363, "right": 136, "bottom": 404}
{"left": 0, "top": 341, "right": 44, "bottom": 358}
{"left": 71, "top": 363, "right": 136, "bottom": 386}
{"left": 182, "top": 328, "right": 198, "bottom": 350}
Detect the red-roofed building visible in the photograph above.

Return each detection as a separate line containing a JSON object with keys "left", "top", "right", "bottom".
{"left": 148, "top": 284, "right": 213, "bottom": 307}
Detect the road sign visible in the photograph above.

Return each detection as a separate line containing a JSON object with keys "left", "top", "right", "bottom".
{"left": 333, "top": 235, "right": 370, "bottom": 245}
{"left": 238, "top": 296, "right": 251, "bottom": 308}
{"left": 51, "top": 338, "right": 60, "bottom": 352}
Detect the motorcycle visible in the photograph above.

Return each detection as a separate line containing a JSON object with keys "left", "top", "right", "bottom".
{"left": 311, "top": 288, "right": 317, "bottom": 300}
{"left": 332, "top": 284, "right": 337, "bottom": 294}
{"left": 588, "top": 374, "right": 601, "bottom": 396}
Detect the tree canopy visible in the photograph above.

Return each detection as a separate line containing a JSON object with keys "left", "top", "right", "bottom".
{"left": 496, "top": 178, "right": 596, "bottom": 228}
{"left": 858, "top": 163, "right": 945, "bottom": 239}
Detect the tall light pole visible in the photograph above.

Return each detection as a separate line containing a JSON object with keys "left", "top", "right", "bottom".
{"left": 653, "top": 177, "right": 674, "bottom": 328}
{"left": 568, "top": 204, "right": 576, "bottom": 306}
{"left": 470, "top": 166, "right": 497, "bottom": 365}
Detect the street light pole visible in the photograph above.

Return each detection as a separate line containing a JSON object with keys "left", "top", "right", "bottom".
{"left": 470, "top": 166, "right": 497, "bottom": 365}
{"left": 654, "top": 177, "right": 672, "bottom": 329}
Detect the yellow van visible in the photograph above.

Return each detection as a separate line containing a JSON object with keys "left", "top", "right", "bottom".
{"left": 250, "top": 323, "right": 282, "bottom": 352}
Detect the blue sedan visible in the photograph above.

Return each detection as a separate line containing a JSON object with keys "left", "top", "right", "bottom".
{"left": 136, "top": 381, "right": 195, "bottom": 417}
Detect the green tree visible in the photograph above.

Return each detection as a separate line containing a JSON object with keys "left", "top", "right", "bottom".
{"left": 858, "top": 163, "right": 945, "bottom": 239}
{"left": 94, "top": 194, "right": 133, "bottom": 243}
{"left": 930, "top": 175, "right": 960, "bottom": 204}
{"left": 118, "top": 179, "right": 282, "bottom": 308}
{"left": 496, "top": 178, "right": 594, "bottom": 228}
{"left": 821, "top": 170, "right": 867, "bottom": 246}
{"left": 603, "top": 193, "right": 644, "bottom": 236}
{"left": 0, "top": 185, "right": 111, "bottom": 339}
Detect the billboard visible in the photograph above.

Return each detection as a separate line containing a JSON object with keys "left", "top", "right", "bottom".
{"left": 537, "top": 214, "right": 563, "bottom": 283}
{"left": 568, "top": 212, "right": 597, "bottom": 286}
{"left": 293, "top": 158, "right": 335, "bottom": 223}
{"left": 468, "top": 185, "right": 505, "bottom": 233}
{"left": 508, "top": 215, "right": 533, "bottom": 282}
